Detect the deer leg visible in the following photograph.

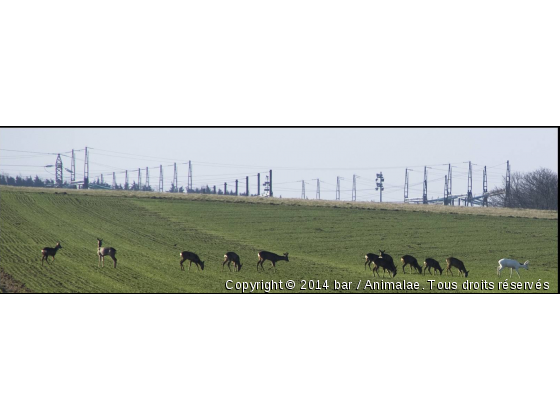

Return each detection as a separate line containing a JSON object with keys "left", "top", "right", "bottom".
{"left": 112, "top": 256, "right": 117, "bottom": 268}
{"left": 180, "top": 259, "right": 185, "bottom": 271}
{"left": 515, "top": 269, "right": 521, "bottom": 279}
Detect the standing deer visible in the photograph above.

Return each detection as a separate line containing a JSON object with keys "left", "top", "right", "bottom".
{"left": 41, "top": 242, "right": 62, "bottom": 267}
{"left": 97, "top": 238, "right": 117, "bottom": 268}
{"left": 180, "top": 251, "right": 205, "bottom": 271}
{"left": 446, "top": 257, "right": 469, "bottom": 278}
{"left": 424, "top": 258, "right": 443, "bottom": 276}
{"left": 223, "top": 252, "right": 243, "bottom": 272}
{"left": 257, "top": 251, "right": 289, "bottom": 272}
{"left": 401, "top": 255, "right": 423, "bottom": 274}
{"left": 498, "top": 259, "right": 529, "bottom": 278}
{"left": 379, "top": 250, "right": 395, "bottom": 266}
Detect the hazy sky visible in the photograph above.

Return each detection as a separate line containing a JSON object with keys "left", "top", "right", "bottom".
{"left": 1, "top": 128, "right": 557, "bottom": 202}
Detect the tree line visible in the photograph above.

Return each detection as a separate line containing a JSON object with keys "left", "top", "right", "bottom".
{"left": 489, "top": 168, "right": 558, "bottom": 211}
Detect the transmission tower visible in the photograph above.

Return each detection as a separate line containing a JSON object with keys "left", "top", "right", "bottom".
{"left": 246, "top": 176, "right": 249, "bottom": 196}
{"left": 125, "top": 170, "right": 129, "bottom": 190}
{"left": 188, "top": 161, "right": 193, "bottom": 193}
{"left": 444, "top": 175, "right": 449, "bottom": 205}
{"left": 505, "top": 160, "right": 511, "bottom": 208}
{"left": 172, "top": 163, "right": 178, "bottom": 192}
{"left": 404, "top": 169, "right": 412, "bottom": 202}
{"left": 145, "top": 167, "right": 150, "bottom": 190}
{"left": 70, "top": 149, "right": 76, "bottom": 183}
{"left": 138, "top": 168, "right": 142, "bottom": 190}
{"left": 269, "top": 170, "right": 273, "bottom": 197}
{"left": 312, "top": 179, "right": 320, "bottom": 200}
{"left": 112, "top": 172, "right": 116, "bottom": 190}
{"left": 336, "top": 176, "right": 341, "bottom": 201}
{"left": 301, "top": 180, "right": 306, "bottom": 199}
{"left": 422, "top": 167, "right": 428, "bottom": 204}
{"left": 376, "top": 172, "right": 385, "bottom": 203}
{"left": 55, "top": 154, "right": 63, "bottom": 187}
{"left": 483, "top": 166, "right": 488, "bottom": 207}
{"left": 263, "top": 176, "right": 270, "bottom": 197}
{"left": 257, "top": 173, "right": 261, "bottom": 196}
{"left": 84, "top": 147, "right": 89, "bottom": 189}
{"left": 467, "top": 161, "right": 473, "bottom": 207}
{"left": 352, "top": 175, "right": 357, "bottom": 202}
{"left": 448, "top": 164, "right": 454, "bottom": 206}
{"left": 159, "top": 165, "right": 163, "bottom": 192}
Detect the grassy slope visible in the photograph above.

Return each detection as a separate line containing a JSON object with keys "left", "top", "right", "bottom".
{"left": 0, "top": 187, "right": 557, "bottom": 293}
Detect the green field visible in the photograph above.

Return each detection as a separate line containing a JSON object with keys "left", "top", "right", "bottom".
{"left": 0, "top": 187, "right": 557, "bottom": 293}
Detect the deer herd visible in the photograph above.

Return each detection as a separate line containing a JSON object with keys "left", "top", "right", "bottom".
{"left": 40, "top": 241, "right": 530, "bottom": 280}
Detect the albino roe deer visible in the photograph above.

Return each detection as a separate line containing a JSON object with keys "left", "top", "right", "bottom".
{"left": 498, "top": 259, "right": 529, "bottom": 278}
{"left": 257, "top": 251, "right": 289, "bottom": 272}
{"left": 223, "top": 252, "right": 243, "bottom": 272}
{"left": 180, "top": 251, "right": 205, "bottom": 271}
{"left": 97, "top": 238, "right": 117, "bottom": 268}
{"left": 41, "top": 242, "right": 62, "bottom": 267}
{"left": 446, "top": 257, "right": 469, "bottom": 278}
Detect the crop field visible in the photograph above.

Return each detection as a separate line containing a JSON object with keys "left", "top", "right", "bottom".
{"left": 0, "top": 187, "right": 557, "bottom": 293}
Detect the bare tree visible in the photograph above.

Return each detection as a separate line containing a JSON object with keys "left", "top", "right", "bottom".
{"left": 489, "top": 168, "right": 558, "bottom": 210}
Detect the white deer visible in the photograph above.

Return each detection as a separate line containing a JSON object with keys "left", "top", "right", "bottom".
{"left": 497, "top": 259, "right": 530, "bottom": 278}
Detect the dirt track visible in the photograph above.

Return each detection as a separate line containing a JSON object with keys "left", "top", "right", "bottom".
{"left": 0, "top": 268, "right": 33, "bottom": 293}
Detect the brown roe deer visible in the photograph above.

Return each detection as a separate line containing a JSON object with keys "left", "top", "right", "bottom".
{"left": 180, "top": 251, "right": 205, "bottom": 271}
{"left": 401, "top": 255, "right": 423, "bottom": 274}
{"left": 41, "top": 242, "right": 62, "bottom": 267}
{"left": 257, "top": 251, "right": 289, "bottom": 272}
{"left": 446, "top": 257, "right": 469, "bottom": 278}
{"left": 424, "top": 258, "right": 443, "bottom": 275}
{"left": 223, "top": 252, "right": 243, "bottom": 272}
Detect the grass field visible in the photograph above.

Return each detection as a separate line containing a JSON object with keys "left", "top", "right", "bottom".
{"left": 0, "top": 187, "right": 557, "bottom": 293}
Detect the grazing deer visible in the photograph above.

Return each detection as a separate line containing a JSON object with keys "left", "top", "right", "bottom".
{"left": 498, "top": 259, "right": 529, "bottom": 278}
{"left": 97, "top": 238, "right": 117, "bottom": 268}
{"left": 446, "top": 257, "right": 469, "bottom": 278}
{"left": 180, "top": 251, "right": 205, "bottom": 271}
{"left": 372, "top": 257, "right": 398, "bottom": 278}
{"left": 401, "top": 255, "right": 423, "bottom": 274}
{"left": 379, "top": 250, "right": 395, "bottom": 266}
{"left": 223, "top": 252, "right": 243, "bottom": 272}
{"left": 424, "top": 258, "right": 443, "bottom": 276}
{"left": 257, "top": 251, "right": 289, "bottom": 272}
{"left": 41, "top": 242, "right": 62, "bottom": 267}
{"left": 365, "top": 253, "right": 380, "bottom": 271}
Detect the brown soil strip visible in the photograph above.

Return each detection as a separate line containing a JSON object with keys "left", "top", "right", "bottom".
{"left": 0, "top": 268, "right": 33, "bottom": 293}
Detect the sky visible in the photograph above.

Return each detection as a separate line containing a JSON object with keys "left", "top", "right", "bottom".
{"left": 0, "top": 128, "right": 557, "bottom": 203}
